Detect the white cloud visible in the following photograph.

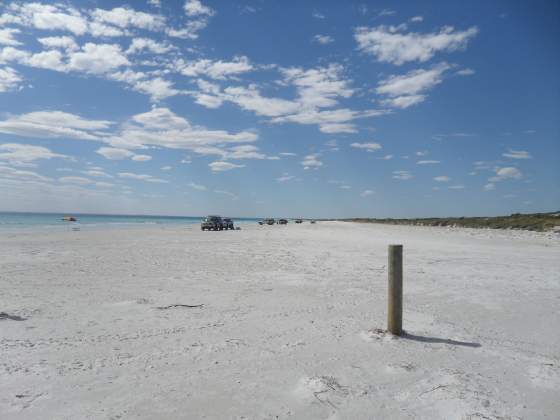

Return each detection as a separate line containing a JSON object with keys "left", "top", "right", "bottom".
{"left": 376, "top": 62, "right": 450, "bottom": 108}
{"left": 417, "top": 160, "right": 440, "bottom": 165}
{"left": 272, "top": 108, "right": 385, "bottom": 133}
{"left": 0, "top": 143, "right": 66, "bottom": 165}
{"left": 276, "top": 173, "right": 295, "bottom": 182}
{"left": 312, "top": 11, "right": 325, "bottom": 19}
{"left": 126, "top": 38, "right": 174, "bottom": 55}
{"left": 378, "top": 154, "right": 393, "bottom": 160}
{"left": 214, "top": 190, "right": 238, "bottom": 200}
{"left": 184, "top": 0, "right": 215, "bottom": 17}
{"left": 280, "top": 64, "right": 354, "bottom": 109}
{"left": 279, "top": 152, "right": 296, "bottom": 156}
{"left": 355, "top": 24, "right": 478, "bottom": 65}
{"left": 160, "top": 166, "right": 172, "bottom": 170}
{"left": 166, "top": 20, "right": 209, "bottom": 40}
{"left": 448, "top": 185, "right": 464, "bottom": 190}
{"left": 502, "top": 149, "right": 532, "bottom": 159}
{"left": 208, "top": 161, "right": 245, "bottom": 172}
{"left": 0, "top": 66, "right": 22, "bottom": 92}
{"left": 118, "top": 172, "right": 168, "bottom": 183}
{"left": 129, "top": 77, "right": 179, "bottom": 101}
{"left": 483, "top": 183, "right": 495, "bottom": 191}
{"left": 59, "top": 176, "right": 93, "bottom": 185}
{"left": 0, "top": 164, "right": 51, "bottom": 182}
{"left": 177, "top": 56, "right": 253, "bottom": 79}
{"left": 2, "top": 3, "right": 89, "bottom": 35}
{"left": 350, "top": 142, "right": 382, "bottom": 152}
{"left": 222, "top": 85, "right": 300, "bottom": 117}
{"left": 0, "top": 28, "right": 21, "bottom": 46}
{"left": 0, "top": 111, "right": 112, "bottom": 140}
{"left": 89, "top": 7, "right": 165, "bottom": 31}
{"left": 381, "top": 94, "right": 426, "bottom": 108}
{"left": 82, "top": 169, "right": 112, "bottom": 178}
{"left": 457, "top": 68, "right": 475, "bottom": 76}
{"left": 409, "top": 16, "right": 423, "bottom": 23}
{"left": 360, "top": 189, "right": 375, "bottom": 197}
{"left": 131, "top": 154, "right": 152, "bottom": 162}
{"left": 226, "top": 144, "right": 266, "bottom": 160}
{"left": 96, "top": 147, "right": 151, "bottom": 162}
{"left": 378, "top": 9, "right": 396, "bottom": 17}
{"left": 38, "top": 36, "right": 78, "bottom": 51}
{"left": 301, "top": 154, "right": 323, "bottom": 170}
{"left": 416, "top": 150, "right": 428, "bottom": 156}
{"left": 68, "top": 43, "right": 130, "bottom": 74}
{"left": 188, "top": 181, "right": 206, "bottom": 190}
{"left": 393, "top": 170, "right": 413, "bottom": 180}
{"left": 340, "top": 185, "right": 351, "bottom": 189}
{"left": 96, "top": 147, "right": 133, "bottom": 160}
{"left": 489, "top": 167, "right": 522, "bottom": 182}
{"left": 192, "top": 63, "right": 384, "bottom": 133}
{"left": 108, "top": 108, "right": 258, "bottom": 157}
{"left": 434, "top": 175, "right": 450, "bottom": 182}
{"left": 312, "top": 35, "right": 334, "bottom": 45}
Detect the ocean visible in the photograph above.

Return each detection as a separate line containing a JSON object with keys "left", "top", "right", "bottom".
{"left": 0, "top": 212, "right": 260, "bottom": 231}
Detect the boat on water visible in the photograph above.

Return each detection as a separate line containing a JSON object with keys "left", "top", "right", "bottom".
{"left": 62, "top": 216, "right": 77, "bottom": 222}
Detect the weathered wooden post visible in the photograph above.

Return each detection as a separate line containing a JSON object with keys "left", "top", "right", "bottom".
{"left": 388, "top": 244, "right": 403, "bottom": 335}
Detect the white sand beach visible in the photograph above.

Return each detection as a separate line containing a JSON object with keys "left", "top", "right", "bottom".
{"left": 1, "top": 222, "right": 559, "bottom": 419}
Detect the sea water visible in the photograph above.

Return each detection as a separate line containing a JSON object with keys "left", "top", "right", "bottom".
{"left": 0, "top": 212, "right": 259, "bottom": 231}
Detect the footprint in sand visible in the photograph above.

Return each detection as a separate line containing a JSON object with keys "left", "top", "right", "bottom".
{"left": 293, "top": 376, "right": 349, "bottom": 410}
{"left": 528, "top": 363, "right": 559, "bottom": 390}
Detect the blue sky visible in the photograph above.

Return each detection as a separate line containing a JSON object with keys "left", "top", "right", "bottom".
{"left": 0, "top": 0, "right": 558, "bottom": 218}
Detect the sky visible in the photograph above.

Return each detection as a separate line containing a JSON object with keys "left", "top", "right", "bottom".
{"left": 0, "top": 0, "right": 558, "bottom": 218}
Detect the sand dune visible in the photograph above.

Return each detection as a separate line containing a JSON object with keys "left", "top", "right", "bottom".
{"left": 1, "top": 222, "right": 559, "bottom": 419}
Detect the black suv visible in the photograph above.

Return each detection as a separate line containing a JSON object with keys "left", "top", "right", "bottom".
{"left": 222, "top": 218, "right": 234, "bottom": 230}
{"left": 201, "top": 215, "right": 224, "bottom": 231}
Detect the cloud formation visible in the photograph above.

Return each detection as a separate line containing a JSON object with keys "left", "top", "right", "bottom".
{"left": 355, "top": 24, "right": 478, "bottom": 65}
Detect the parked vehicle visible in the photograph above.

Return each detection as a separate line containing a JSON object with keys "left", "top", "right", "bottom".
{"left": 265, "top": 218, "right": 275, "bottom": 225}
{"left": 295, "top": 219, "right": 303, "bottom": 224}
{"left": 222, "top": 218, "right": 234, "bottom": 230}
{"left": 277, "top": 219, "right": 288, "bottom": 225}
{"left": 201, "top": 215, "right": 224, "bottom": 231}
{"left": 310, "top": 220, "right": 316, "bottom": 224}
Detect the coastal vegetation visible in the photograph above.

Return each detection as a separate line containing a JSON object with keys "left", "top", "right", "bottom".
{"left": 340, "top": 211, "right": 560, "bottom": 232}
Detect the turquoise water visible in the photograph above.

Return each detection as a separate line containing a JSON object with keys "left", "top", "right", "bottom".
{"left": 0, "top": 212, "right": 259, "bottom": 231}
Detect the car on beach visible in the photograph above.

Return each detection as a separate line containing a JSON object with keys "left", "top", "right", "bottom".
{"left": 295, "top": 219, "right": 303, "bottom": 224}
{"left": 201, "top": 215, "right": 224, "bottom": 231}
{"left": 277, "top": 219, "right": 288, "bottom": 225}
{"left": 222, "top": 218, "right": 234, "bottom": 230}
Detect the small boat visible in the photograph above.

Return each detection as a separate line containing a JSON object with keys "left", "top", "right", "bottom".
{"left": 62, "top": 216, "right": 77, "bottom": 222}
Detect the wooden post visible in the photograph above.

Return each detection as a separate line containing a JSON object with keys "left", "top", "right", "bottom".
{"left": 388, "top": 244, "right": 403, "bottom": 335}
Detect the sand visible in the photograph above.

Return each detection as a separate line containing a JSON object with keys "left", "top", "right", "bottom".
{"left": 1, "top": 222, "right": 559, "bottom": 419}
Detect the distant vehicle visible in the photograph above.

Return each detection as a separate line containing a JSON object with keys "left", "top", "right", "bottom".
{"left": 222, "top": 218, "right": 234, "bottom": 230}
{"left": 62, "top": 216, "right": 77, "bottom": 222}
{"left": 265, "top": 218, "right": 275, "bottom": 225}
{"left": 277, "top": 219, "right": 288, "bottom": 225}
{"left": 295, "top": 219, "right": 303, "bottom": 224}
{"left": 201, "top": 215, "right": 224, "bottom": 231}
{"left": 310, "top": 220, "right": 316, "bottom": 224}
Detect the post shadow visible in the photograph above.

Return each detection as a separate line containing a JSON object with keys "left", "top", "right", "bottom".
{"left": 400, "top": 331, "right": 481, "bottom": 348}
{"left": 0, "top": 312, "right": 26, "bottom": 321}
